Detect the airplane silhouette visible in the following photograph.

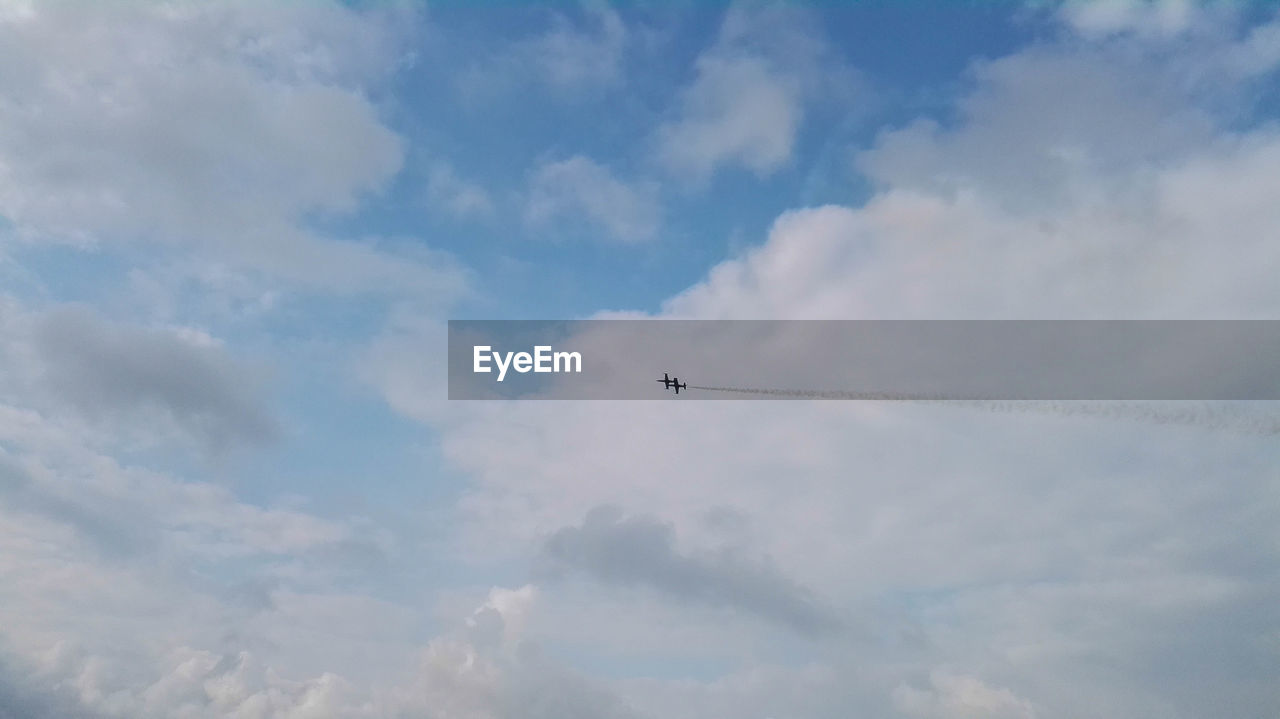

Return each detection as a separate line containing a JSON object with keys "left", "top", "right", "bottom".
{"left": 656, "top": 372, "right": 688, "bottom": 395}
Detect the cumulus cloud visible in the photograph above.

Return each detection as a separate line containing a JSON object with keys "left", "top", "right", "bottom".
{"left": 528, "top": 3, "right": 627, "bottom": 90}
{"left": 893, "top": 671, "right": 1037, "bottom": 719}
{"left": 426, "top": 162, "right": 496, "bottom": 220}
{"left": 459, "top": 3, "right": 627, "bottom": 99}
{"left": 658, "top": 53, "right": 801, "bottom": 179}
{"left": 1220, "top": 13, "right": 1280, "bottom": 76}
{"left": 0, "top": 400, "right": 398, "bottom": 717}
{"left": 656, "top": 4, "right": 855, "bottom": 181}
{"left": 0, "top": 653, "right": 107, "bottom": 719}
{"left": 359, "top": 308, "right": 450, "bottom": 426}
{"left": 7, "top": 4, "right": 1280, "bottom": 719}
{"left": 665, "top": 22, "right": 1280, "bottom": 319}
{"left": 13, "top": 644, "right": 375, "bottom": 719}
{"left": 0, "top": 452, "right": 156, "bottom": 559}
{"left": 542, "top": 506, "right": 844, "bottom": 636}
{"left": 408, "top": 9, "right": 1280, "bottom": 718}
{"left": 0, "top": 1, "right": 455, "bottom": 293}
{"left": 393, "top": 585, "right": 637, "bottom": 719}
{"left": 36, "top": 307, "right": 278, "bottom": 449}
{"left": 1059, "top": 0, "right": 1202, "bottom": 39}
{"left": 854, "top": 44, "right": 1217, "bottom": 211}
{"left": 0, "top": 303, "right": 278, "bottom": 451}
{"left": 0, "top": 439, "right": 358, "bottom": 571}
{"left": 0, "top": 585, "right": 633, "bottom": 719}
{"left": 526, "top": 156, "right": 660, "bottom": 243}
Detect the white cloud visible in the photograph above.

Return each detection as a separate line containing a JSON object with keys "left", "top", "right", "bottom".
{"left": 1059, "top": 0, "right": 1201, "bottom": 39}
{"left": 526, "top": 156, "right": 660, "bottom": 244}
{"left": 669, "top": 33, "right": 1280, "bottom": 319}
{"left": 0, "top": 294, "right": 625, "bottom": 719}
{"left": 894, "top": 671, "right": 1037, "bottom": 719}
{"left": 0, "top": 438, "right": 357, "bottom": 569}
{"left": 658, "top": 54, "right": 803, "bottom": 179}
{"left": 5, "top": 5, "right": 1280, "bottom": 719}
{"left": 0, "top": 583, "right": 633, "bottom": 719}
{"left": 467, "top": 585, "right": 538, "bottom": 647}
{"left": 458, "top": 3, "right": 627, "bottom": 100}
{"left": 855, "top": 44, "right": 1217, "bottom": 212}
{"left": 425, "top": 162, "right": 496, "bottom": 220}
{"left": 400, "top": 13, "right": 1280, "bottom": 718}
{"left": 530, "top": 3, "right": 627, "bottom": 90}
{"left": 1055, "top": 2, "right": 1280, "bottom": 87}
{"left": 0, "top": 412, "right": 395, "bottom": 709}
{"left": 359, "top": 309, "right": 450, "bottom": 425}
{"left": 1221, "top": 14, "right": 1280, "bottom": 76}
{"left": 0, "top": 1, "right": 456, "bottom": 294}
{"left": 656, "top": 4, "right": 855, "bottom": 182}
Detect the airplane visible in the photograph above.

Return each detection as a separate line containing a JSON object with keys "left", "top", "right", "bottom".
{"left": 655, "top": 372, "right": 688, "bottom": 395}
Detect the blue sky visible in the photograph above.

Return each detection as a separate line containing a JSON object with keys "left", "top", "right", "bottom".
{"left": 305, "top": 2, "right": 1041, "bottom": 318}
{"left": 1, "top": 1, "right": 1279, "bottom": 717}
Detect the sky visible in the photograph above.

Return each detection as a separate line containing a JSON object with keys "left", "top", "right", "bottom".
{"left": 0, "top": 0, "right": 1279, "bottom": 717}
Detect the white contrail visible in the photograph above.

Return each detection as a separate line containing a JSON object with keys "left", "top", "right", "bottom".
{"left": 687, "top": 386, "right": 1280, "bottom": 436}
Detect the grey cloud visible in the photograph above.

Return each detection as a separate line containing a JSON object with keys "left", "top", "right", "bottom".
{"left": 542, "top": 506, "right": 844, "bottom": 637}
{"left": 0, "top": 655, "right": 106, "bottom": 719}
{"left": 32, "top": 307, "right": 279, "bottom": 450}
{"left": 497, "top": 670, "right": 637, "bottom": 719}
{"left": 0, "top": 454, "right": 156, "bottom": 558}
{"left": 6, "top": 647, "right": 370, "bottom": 719}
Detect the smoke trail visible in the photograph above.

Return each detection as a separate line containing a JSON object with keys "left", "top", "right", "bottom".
{"left": 688, "top": 386, "right": 934, "bottom": 401}
{"left": 687, "top": 385, "right": 1280, "bottom": 436}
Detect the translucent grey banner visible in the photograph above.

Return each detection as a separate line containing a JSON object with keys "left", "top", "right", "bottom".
{"left": 447, "top": 320, "right": 1280, "bottom": 400}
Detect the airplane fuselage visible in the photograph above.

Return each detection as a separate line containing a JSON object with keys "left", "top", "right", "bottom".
{"left": 656, "top": 373, "right": 687, "bottom": 395}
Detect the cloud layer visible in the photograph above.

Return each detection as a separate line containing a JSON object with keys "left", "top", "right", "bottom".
{"left": 3, "top": 2, "right": 1280, "bottom": 718}
{"left": 542, "top": 506, "right": 844, "bottom": 636}
{"left": 0, "top": 0, "right": 460, "bottom": 294}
